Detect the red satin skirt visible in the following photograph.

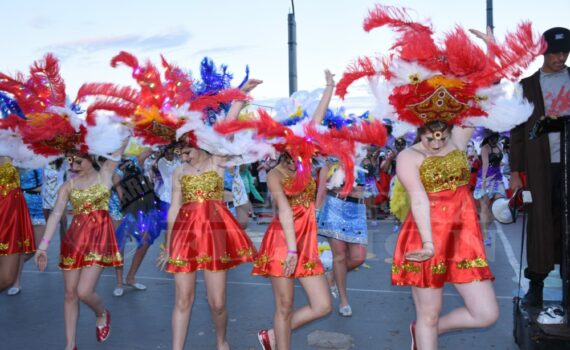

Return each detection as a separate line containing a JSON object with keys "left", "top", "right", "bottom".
{"left": 392, "top": 185, "right": 494, "bottom": 288}
{"left": 0, "top": 188, "right": 35, "bottom": 255}
{"left": 166, "top": 200, "right": 255, "bottom": 273}
{"left": 59, "top": 210, "right": 123, "bottom": 270}
{"left": 252, "top": 203, "right": 324, "bottom": 278}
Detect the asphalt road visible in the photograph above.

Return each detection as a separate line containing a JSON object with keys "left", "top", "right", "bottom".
{"left": 1, "top": 214, "right": 562, "bottom": 349}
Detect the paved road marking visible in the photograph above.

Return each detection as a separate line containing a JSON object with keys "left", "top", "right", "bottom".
{"left": 494, "top": 221, "right": 521, "bottom": 278}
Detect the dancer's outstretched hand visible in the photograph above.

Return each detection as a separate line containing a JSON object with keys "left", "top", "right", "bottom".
{"left": 34, "top": 250, "right": 48, "bottom": 272}
{"left": 240, "top": 79, "right": 263, "bottom": 94}
{"left": 283, "top": 252, "right": 298, "bottom": 277}
{"left": 469, "top": 26, "right": 496, "bottom": 46}
{"left": 324, "top": 69, "right": 335, "bottom": 87}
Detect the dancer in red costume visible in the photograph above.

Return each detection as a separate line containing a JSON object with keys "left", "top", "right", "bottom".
{"left": 157, "top": 79, "right": 263, "bottom": 350}
{"left": 336, "top": 5, "right": 544, "bottom": 348}
{"left": 253, "top": 71, "right": 336, "bottom": 350}
{"left": 35, "top": 147, "right": 126, "bottom": 350}
{"left": 393, "top": 122, "right": 498, "bottom": 349}
{"left": 254, "top": 152, "right": 332, "bottom": 350}
{"left": 0, "top": 156, "right": 35, "bottom": 292}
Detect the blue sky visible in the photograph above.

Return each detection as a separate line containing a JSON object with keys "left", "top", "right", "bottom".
{"left": 3, "top": 0, "right": 569, "bottom": 112}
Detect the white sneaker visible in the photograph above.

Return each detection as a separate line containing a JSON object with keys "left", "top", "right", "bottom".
{"left": 338, "top": 305, "right": 352, "bottom": 317}
{"left": 537, "top": 306, "right": 566, "bottom": 324}
{"left": 113, "top": 287, "right": 124, "bottom": 297}
{"left": 7, "top": 287, "right": 21, "bottom": 296}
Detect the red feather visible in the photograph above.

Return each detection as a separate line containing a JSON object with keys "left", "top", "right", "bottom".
{"left": 336, "top": 56, "right": 377, "bottom": 99}
{"left": 111, "top": 51, "right": 164, "bottom": 108}
{"left": 305, "top": 124, "right": 356, "bottom": 196}
{"left": 477, "top": 22, "right": 545, "bottom": 85}
{"left": 0, "top": 115, "right": 25, "bottom": 131}
{"left": 85, "top": 100, "right": 136, "bottom": 125}
{"left": 161, "top": 55, "right": 195, "bottom": 107}
{"left": 28, "top": 53, "right": 67, "bottom": 108}
{"left": 363, "top": 4, "right": 431, "bottom": 34}
{"left": 444, "top": 27, "right": 487, "bottom": 77}
{"left": 347, "top": 120, "right": 387, "bottom": 147}
{"left": 110, "top": 51, "right": 139, "bottom": 70}
{"left": 190, "top": 88, "right": 249, "bottom": 112}
{"left": 0, "top": 72, "right": 45, "bottom": 114}
{"left": 76, "top": 83, "right": 141, "bottom": 105}
{"left": 19, "top": 113, "right": 79, "bottom": 156}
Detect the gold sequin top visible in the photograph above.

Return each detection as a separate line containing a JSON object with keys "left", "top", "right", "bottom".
{"left": 180, "top": 171, "right": 223, "bottom": 203}
{"left": 70, "top": 183, "right": 111, "bottom": 215}
{"left": 283, "top": 178, "right": 316, "bottom": 208}
{"left": 419, "top": 149, "right": 470, "bottom": 193}
{"left": 0, "top": 162, "right": 19, "bottom": 197}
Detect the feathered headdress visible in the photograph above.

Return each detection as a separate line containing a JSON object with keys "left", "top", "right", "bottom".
{"left": 215, "top": 108, "right": 386, "bottom": 196}
{"left": 0, "top": 54, "right": 129, "bottom": 161}
{"left": 76, "top": 52, "right": 249, "bottom": 146}
{"left": 337, "top": 4, "right": 545, "bottom": 136}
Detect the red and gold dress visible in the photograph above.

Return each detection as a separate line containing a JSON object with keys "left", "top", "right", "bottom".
{"left": 252, "top": 177, "right": 324, "bottom": 278}
{"left": 59, "top": 183, "right": 123, "bottom": 270}
{"left": 392, "top": 150, "right": 494, "bottom": 288}
{"left": 0, "top": 162, "right": 35, "bottom": 255}
{"left": 166, "top": 171, "right": 255, "bottom": 273}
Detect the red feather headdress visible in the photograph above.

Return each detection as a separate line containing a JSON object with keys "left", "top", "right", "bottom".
{"left": 0, "top": 54, "right": 87, "bottom": 157}
{"left": 214, "top": 109, "right": 384, "bottom": 196}
{"left": 76, "top": 51, "right": 249, "bottom": 146}
{"left": 337, "top": 4, "right": 545, "bottom": 131}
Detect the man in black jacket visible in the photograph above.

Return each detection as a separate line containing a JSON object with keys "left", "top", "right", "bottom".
{"left": 510, "top": 27, "right": 570, "bottom": 306}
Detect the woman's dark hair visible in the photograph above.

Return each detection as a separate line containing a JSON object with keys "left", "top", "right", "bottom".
{"left": 481, "top": 132, "right": 500, "bottom": 147}
{"left": 278, "top": 152, "right": 293, "bottom": 164}
{"left": 54, "top": 158, "right": 64, "bottom": 170}
{"left": 90, "top": 155, "right": 101, "bottom": 171}
{"left": 68, "top": 151, "right": 101, "bottom": 171}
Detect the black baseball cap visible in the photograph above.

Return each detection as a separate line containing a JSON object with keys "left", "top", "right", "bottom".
{"left": 543, "top": 27, "right": 570, "bottom": 54}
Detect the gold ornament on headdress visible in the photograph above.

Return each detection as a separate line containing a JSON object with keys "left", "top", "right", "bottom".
{"left": 406, "top": 86, "right": 469, "bottom": 124}
{"left": 145, "top": 120, "right": 176, "bottom": 142}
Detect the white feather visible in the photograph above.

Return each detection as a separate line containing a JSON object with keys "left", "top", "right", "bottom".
{"left": 85, "top": 115, "right": 131, "bottom": 160}
{"left": 464, "top": 83, "right": 534, "bottom": 131}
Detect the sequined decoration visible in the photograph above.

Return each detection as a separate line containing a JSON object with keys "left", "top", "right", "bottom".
{"left": 406, "top": 86, "right": 469, "bottom": 123}
{"left": 0, "top": 163, "right": 19, "bottom": 197}
{"left": 456, "top": 257, "right": 489, "bottom": 270}
{"left": 283, "top": 178, "right": 316, "bottom": 208}
{"left": 70, "top": 183, "right": 111, "bottom": 215}
{"left": 180, "top": 171, "right": 223, "bottom": 203}
{"left": 419, "top": 150, "right": 470, "bottom": 193}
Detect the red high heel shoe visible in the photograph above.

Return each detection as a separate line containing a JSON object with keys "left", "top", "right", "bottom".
{"left": 96, "top": 309, "right": 111, "bottom": 342}
{"left": 257, "top": 329, "right": 272, "bottom": 350}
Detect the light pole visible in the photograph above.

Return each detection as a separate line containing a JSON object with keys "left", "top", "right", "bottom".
{"left": 288, "top": 0, "right": 297, "bottom": 96}
{"left": 486, "top": 0, "right": 494, "bottom": 31}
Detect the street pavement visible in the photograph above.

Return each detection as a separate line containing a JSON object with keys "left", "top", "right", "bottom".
{"left": 0, "top": 213, "right": 562, "bottom": 349}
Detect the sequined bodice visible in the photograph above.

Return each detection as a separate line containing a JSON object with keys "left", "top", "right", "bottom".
{"left": 181, "top": 171, "right": 223, "bottom": 203}
{"left": 419, "top": 149, "right": 470, "bottom": 193}
{"left": 70, "top": 183, "right": 110, "bottom": 215}
{"left": 0, "top": 163, "right": 19, "bottom": 197}
{"left": 283, "top": 178, "right": 316, "bottom": 208}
